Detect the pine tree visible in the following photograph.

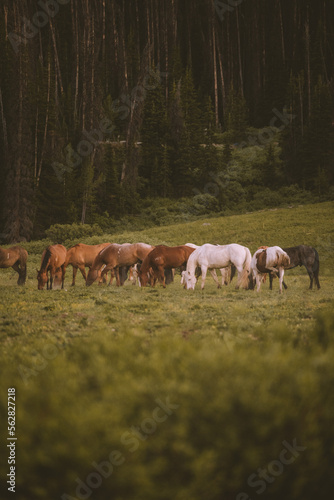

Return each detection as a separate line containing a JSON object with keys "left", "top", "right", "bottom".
{"left": 225, "top": 87, "right": 249, "bottom": 143}
{"left": 139, "top": 76, "right": 168, "bottom": 197}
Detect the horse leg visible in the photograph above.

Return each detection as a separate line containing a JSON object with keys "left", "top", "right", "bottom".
{"left": 12, "top": 262, "right": 21, "bottom": 285}
{"left": 78, "top": 265, "right": 87, "bottom": 284}
{"left": 60, "top": 265, "right": 66, "bottom": 289}
{"left": 108, "top": 269, "right": 115, "bottom": 286}
{"left": 278, "top": 268, "right": 285, "bottom": 294}
{"left": 255, "top": 274, "right": 262, "bottom": 292}
{"left": 234, "top": 265, "right": 244, "bottom": 289}
{"left": 314, "top": 269, "right": 321, "bottom": 290}
{"left": 156, "top": 266, "right": 166, "bottom": 287}
{"left": 200, "top": 266, "right": 208, "bottom": 290}
{"left": 71, "top": 266, "right": 77, "bottom": 286}
{"left": 115, "top": 268, "right": 121, "bottom": 287}
{"left": 210, "top": 269, "right": 221, "bottom": 288}
{"left": 306, "top": 267, "right": 314, "bottom": 289}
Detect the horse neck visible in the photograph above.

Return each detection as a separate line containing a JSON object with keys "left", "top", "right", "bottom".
{"left": 65, "top": 247, "right": 75, "bottom": 265}
{"left": 140, "top": 257, "right": 151, "bottom": 274}
{"left": 92, "top": 252, "right": 106, "bottom": 271}
{"left": 186, "top": 253, "right": 197, "bottom": 274}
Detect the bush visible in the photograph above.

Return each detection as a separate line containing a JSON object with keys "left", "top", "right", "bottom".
{"left": 1, "top": 311, "right": 334, "bottom": 499}
{"left": 45, "top": 223, "right": 103, "bottom": 243}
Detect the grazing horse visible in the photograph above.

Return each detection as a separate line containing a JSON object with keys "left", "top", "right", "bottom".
{"left": 62, "top": 243, "right": 111, "bottom": 286}
{"left": 86, "top": 243, "right": 154, "bottom": 286}
{"left": 129, "top": 263, "right": 174, "bottom": 286}
{"left": 0, "top": 246, "right": 28, "bottom": 285}
{"left": 184, "top": 243, "right": 251, "bottom": 290}
{"left": 268, "top": 245, "right": 320, "bottom": 290}
{"left": 137, "top": 245, "right": 195, "bottom": 288}
{"left": 183, "top": 243, "right": 235, "bottom": 287}
{"left": 37, "top": 244, "right": 67, "bottom": 290}
{"left": 251, "top": 246, "right": 290, "bottom": 294}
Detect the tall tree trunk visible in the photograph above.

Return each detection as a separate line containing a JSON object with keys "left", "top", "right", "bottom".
{"left": 236, "top": 8, "right": 244, "bottom": 96}
{"left": 211, "top": 6, "right": 219, "bottom": 127}
{"left": 305, "top": 7, "right": 311, "bottom": 120}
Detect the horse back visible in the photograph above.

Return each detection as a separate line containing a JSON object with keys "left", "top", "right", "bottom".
{"left": 150, "top": 245, "right": 194, "bottom": 268}
{"left": 67, "top": 242, "right": 110, "bottom": 266}
{"left": 48, "top": 244, "right": 67, "bottom": 268}
{"left": 284, "top": 245, "right": 317, "bottom": 270}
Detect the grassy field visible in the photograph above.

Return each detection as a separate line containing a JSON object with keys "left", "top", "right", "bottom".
{"left": 0, "top": 201, "right": 334, "bottom": 500}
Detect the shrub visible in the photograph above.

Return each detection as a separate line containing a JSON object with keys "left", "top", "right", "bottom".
{"left": 45, "top": 223, "right": 103, "bottom": 243}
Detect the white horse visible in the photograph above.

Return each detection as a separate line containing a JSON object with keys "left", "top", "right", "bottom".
{"left": 251, "top": 246, "right": 290, "bottom": 294}
{"left": 182, "top": 243, "right": 233, "bottom": 287}
{"left": 184, "top": 243, "right": 252, "bottom": 290}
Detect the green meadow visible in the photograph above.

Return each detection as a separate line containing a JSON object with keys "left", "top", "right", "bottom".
{"left": 1, "top": 201, "right": 334, "bottom": 500}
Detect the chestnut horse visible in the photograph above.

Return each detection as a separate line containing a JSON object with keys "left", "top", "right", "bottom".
{"left": 37, "top": 244, "right": 67, "bottom": 290}
{"left": 86, "top": 243, "right": 154, "bottom": 286}
{"left": 62, "top": 242, "right": 111, "bottom": 286}
{"left": 0, "top": 246, "right": 28, "bottom": 285}
{"left": 137, "top": 245, "right": 195, "bottom": 288}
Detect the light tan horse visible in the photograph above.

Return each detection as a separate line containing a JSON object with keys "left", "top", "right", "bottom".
{"left": 0, "top": 246, "right": 28, "bottom": 285}
{"left": 62, "top": 243, "right": 111, "bottom": 286}
{"left": 37, "top": 244, "right": 67, "bottom": 290}
{"left": 86, "top": 243, "right": 154, "bottom": 286}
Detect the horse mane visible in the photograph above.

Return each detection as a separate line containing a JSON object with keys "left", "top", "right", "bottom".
{"left": 41, "top": 247, "right": 52, "bottom": 270}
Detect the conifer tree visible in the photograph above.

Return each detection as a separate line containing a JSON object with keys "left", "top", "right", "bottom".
{"left": 139, "top": 77, "right": 168, "bottom": 197}
{"left": 225, "top": 87, "right": 249, "bottom": 143}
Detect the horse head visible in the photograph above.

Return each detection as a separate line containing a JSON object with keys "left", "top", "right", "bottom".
{"left": 86, "top": 268, "right": 99, "bottom": 286}
{"left": 37, "top": 269, "right": 48, "bottom": 290}
{"left": 137, "top": 268, "right": 149, "bottom": 287}
{"left": 184, "top": 271, "right": 197, "bottom": 290}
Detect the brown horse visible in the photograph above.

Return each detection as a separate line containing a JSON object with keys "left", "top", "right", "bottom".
{"left": 37, "top": 244, "right": 67, "bottom": 290}
{"left": 61, "top": 243, "right": 111, "bottom": 286}
{"left": 86, "top": 243, "right": 154, "bottom": 286}
{"left": 0, "top": 246, "right": 28, "bottom": 285}
{"left": 137, "top": 245, "right": 195, "bottom": 288}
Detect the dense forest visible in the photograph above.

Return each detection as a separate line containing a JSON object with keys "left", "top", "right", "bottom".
{"left": 0, "top": 0, "right": 333, "bottom": 242}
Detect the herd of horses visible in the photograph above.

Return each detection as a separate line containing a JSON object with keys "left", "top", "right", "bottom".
{"left": 0, "top": 240, "right": 321, "bottom": 293}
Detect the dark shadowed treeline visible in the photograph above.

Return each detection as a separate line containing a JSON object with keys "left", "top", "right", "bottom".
{"left": 0, "top": 0, "right": 333, "bottom": 241}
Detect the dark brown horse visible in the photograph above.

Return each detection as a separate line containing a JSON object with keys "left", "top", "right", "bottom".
{"left": 269, "top": 245, "right": 320, "bottom": 290}
{"left": 0, "top": 246, "right": 28, "bottom": 285}
{"left": 137, "top": 245, "right": 195, "bottom": 288}
{"left": 37, "top": 244, "right": 67, "bottom": 290}
{"left": 86, "top": 243, "right": 154, "bottom": 286}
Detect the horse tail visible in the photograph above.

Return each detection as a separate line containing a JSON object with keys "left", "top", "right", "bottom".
{"left": 312, "top": 247, "right": 320, "bottom": 274}
{"left": 238, "top": 247, "right": 252, "bottom": 289}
